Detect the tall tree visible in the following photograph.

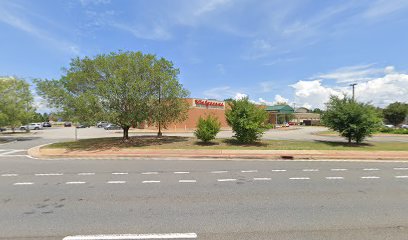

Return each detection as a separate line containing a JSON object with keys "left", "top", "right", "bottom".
{"left": 149, "top": 58, "right": 189, "bottom": 137}
{"left": 383, "top": 102, "right": 408, "bottom": 126}
{"left": 322, "top": 95, "right": 381, "bottom": 143}
{"left": 0, "top": 77, "right": 34, "bottom": 131}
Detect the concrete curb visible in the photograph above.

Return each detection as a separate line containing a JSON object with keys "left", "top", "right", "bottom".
{"left": 28, "top": 146, "right": 408, "bottom": 161}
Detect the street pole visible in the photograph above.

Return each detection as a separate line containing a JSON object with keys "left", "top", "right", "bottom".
{"left": 350, "top": 83, "right": 357, "bottom": 101}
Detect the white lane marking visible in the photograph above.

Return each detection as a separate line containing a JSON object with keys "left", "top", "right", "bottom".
{"left": 211, "top": 171, "right": 228, "bottom": 174}
{"left": 253, "top": 177, "right": 271, "bottom": 181}
{"left": 363, "top": 168, "right": 380, "bottom": 171}
{"left": 13, "top": 182, "right": 34, "bottom": 185}
{"left": 179, "top": 180, "right": 197, "bottom": 183}
{"left": 35, "top": 173, "right": 63, "bottom": 176}
{"left": 78, "top": 172, "right": 95, "bottom": 176}
{"left": 361, "top": 176, "right": 380, "bottom": 179}
{"left": 63, "top": 233, "right": 198, "bottom": 240}
{"left": 289, "top": 177, "right": 310, "bottom": 180}
{"left": 271, "top": 169, "right": 287, "bottom": 172}
{"left": 331, "top": 168, "right": 348, "bottom": 171}
{"left": 141, "top": 172, "right": 159, "bottom": 175}
{"left": 66, "top": 181, "right": 86, "bottom": 185}
{"left": 302, "top": 169, "right": 319, "bottom": 172}
{"left": 0, "top": 155, "right": 29, "bottom": 157}
{"left": 174, "top": 171, "right": 190, "bottom": 174}
{"left": 112, "top": 172, "right": 128, "bottom": 175}
{"left": 395, "top": 176, "right": 408, "bottom": 179}
{"left": 325, "top": 177, "right": 344, "bottom": 180}
{"left": 241, "top": 170, "right": 258, "bottom": 173}
{"left": 1, "top": 173, "right": 18, "bottom": 177}
{"left": 1, "top": 149, "right": 26, "bottom": 155}
{"left": 217, "top": 178, "right": 236, "bottom": 182}
{"left": 394, "top": 168, "right": 408, "bottom": 170}
{"left": 107, "top": 181, "right": 126, "bottom": 184}
{"left": 142, "top": 180, "right": 160, "bottom": 183}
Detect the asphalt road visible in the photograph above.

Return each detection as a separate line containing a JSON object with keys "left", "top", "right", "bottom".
{"left": 2, "top": 152, "right": 408, "bottom": 239}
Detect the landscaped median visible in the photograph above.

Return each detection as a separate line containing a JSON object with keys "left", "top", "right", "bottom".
{"left": 28, "top": 136, "right": 408, "bottom": 160}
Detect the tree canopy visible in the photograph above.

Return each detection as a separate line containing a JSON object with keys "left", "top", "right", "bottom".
{"left": 35, "top": 51, "right": 189, "bottom": 139}
{"left": 383, "top": 102, "right": 408, "bottom": 126}
{"left": 322, "top": 96, "right": 381, "bottom": 143}
{"left": 0, "top": 77, "right": 34, "bottom": 131}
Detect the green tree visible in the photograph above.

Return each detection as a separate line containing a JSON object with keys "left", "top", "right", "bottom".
{"left": 35, "top": 51, "right": 188, "bottom": 140}
{"left": 149, "top": 58, "right": 189, "bottom": 137}
{"left": 225, "top": 97, "right": 270, "bottom": 143}
{"left": 383, "top": 102, "right": 408, "bottom": 126}
{"left": 322, "top": 96, "right": 381, "bottom": 144}
{"left": 194, "top": 115, "right": 221, "bottom": 142}
{"left": 0, "top": 77, "right": 34, "bottom": 131}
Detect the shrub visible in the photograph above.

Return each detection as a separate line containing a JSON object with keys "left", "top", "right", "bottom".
{"left": 225, "top": 97, "right": 270, "bottom": 143}
{"left": 194, "top": 115, "right": 221, "bottom": 142}
{"left": 322, "top": 96, "right": 382, "bottom": 143}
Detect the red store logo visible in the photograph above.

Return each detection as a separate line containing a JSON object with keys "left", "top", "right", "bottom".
{"left": 195, "top": 99, "right": 224, "bottom": 107}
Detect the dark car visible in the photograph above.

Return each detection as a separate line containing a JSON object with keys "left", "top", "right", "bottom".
{"left": 42, "top": 122, "right": 52, "bottom": 127}
{"left": 0, "top": 127, "right": 6, "bottom": 132}
{"left": 104, "top": 124, "right": 121, "bottom": 130}
{"left": 76, "top": 123, "right": 90, "bottom": 128}
{"left": 64, "top": 122, "right": 72, "bottom": 127}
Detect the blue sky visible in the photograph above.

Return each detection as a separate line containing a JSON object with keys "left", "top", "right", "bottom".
{"left": 1, "top": 0, "right": 408, "bottom": 112}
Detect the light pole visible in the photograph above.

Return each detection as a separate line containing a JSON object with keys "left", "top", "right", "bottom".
{"left": 350, "top": 83, "right": 357, "bottom": 101}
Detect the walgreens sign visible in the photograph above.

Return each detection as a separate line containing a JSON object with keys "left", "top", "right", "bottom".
{"left": 194, "top": 99, "right": 224, "bottom": 108}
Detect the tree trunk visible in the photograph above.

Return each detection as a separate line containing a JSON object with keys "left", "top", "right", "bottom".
{"left": 157, "top": 122, "right": 162, "bottom": 138}
{"left": 348, "top": 134, "right": 351, "bottom": 144}
{"left": 123, "top": 126, "right": 130, "bottom": 140}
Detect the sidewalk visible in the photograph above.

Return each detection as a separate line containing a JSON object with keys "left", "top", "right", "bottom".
{"left": 29, "top": 146, "right": 408, "bottom": 160}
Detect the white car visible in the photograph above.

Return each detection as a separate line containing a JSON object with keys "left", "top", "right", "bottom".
{"left": 20, "top": 123, "right": 44, "bottom": 130}
{"left": 384, "top": 124, "right": 395, "bottom": 128}
{"left": 401, "top": 124, "right": 408, "bottom": 129}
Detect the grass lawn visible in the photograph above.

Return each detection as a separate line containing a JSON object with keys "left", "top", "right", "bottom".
{"left": 45, "top": 136, "right": 408, "bottom": 151}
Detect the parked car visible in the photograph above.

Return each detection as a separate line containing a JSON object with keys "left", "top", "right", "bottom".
{"left": 42, "top": 122, "right": 52, "bottom": 127}
{"left": 97, "top": 121, "right": 110, "bottom": 128}
{"left": 104, "top": 124, "right": 121, "bottom": 130}
{"left": 0, "top": 127, "right": 6, "bottom": 132}
{"left": 401, "top": 124, "right": 408, "bottom": 129}
{"left": 64, "top": 122, "right": 72, "bottom": 127}
{"left": 76, "top": 123, "right": 90, "bottom": 128}
{"left": 288, "top": 122, "right": 296, "bottom": 126}
{"left": 20, "top": 123, "right": 43, "bottom": 130}
{"left": 384, "top": 124, "right": 395, "bottom": 128}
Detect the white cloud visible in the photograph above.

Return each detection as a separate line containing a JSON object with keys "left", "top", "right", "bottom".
{"left": 274, "top": 94, "right": 289, "bottom": 104}
{"left": 79, "top": 0, "right": 111, "bottom": 6}
{"left": 203, "top": 86, "right": 233, "bottom": 99}
{"left": 364, "top": 0, "right": 408, "bottom": 19}
{"left": 259, "top": 81, "right": 274, "bottom": 93}
{"left": 111, "top": 22, "right": 172, "bottom": 41}
{"left": 315, "top": 64, "right": 387, "bottom": 83}
{"left": 194, "top": 0, "right": 232, "bottom": 16}
{"left": 244, "top": 39, "right": 276, "bottom": 60}
{"left": 234, "top": 92, "right": 247, "bottom": 100}
{"left": 291, "top": 66, "right": 408, "bottom": 109}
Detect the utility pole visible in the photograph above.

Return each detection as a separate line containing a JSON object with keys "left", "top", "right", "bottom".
{"left": 350, "top": 83, "right": 357, "bottom": 101}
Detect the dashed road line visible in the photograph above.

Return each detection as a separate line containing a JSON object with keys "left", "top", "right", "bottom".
{"left": 142, "top": 180, "right": 160, "bottom": 183}
{"left": 211, "top": 171, "right": 228, "bottom": 174}
{"left": 179, "top": 180, "right": 197, "bottom": 183}
{"left": 253, "top": 177, "right": 271, "bottom": 181}
{"left": 1, "top": 173, "right": 18, "bottom": 177}
{"left": 363, "top": 168, "right": 380, "bottom": 171}
{"left": 63, "top": 233, "right": 198, "bottom": 240}
{"left": 35, "top": 173, "right": 63, "bottom": 176}
{"left": 303, "top": 169, "right": 319, "bottom": 172}
{"left": 325, "top": 177, "right": 344, "bottom": 180}
{"left": 112, "top": 172, "right": 128, "bottom": 175}
{"left": 394, "top": 168, "right": 408, "bottom": 170}
{"left": 361, "top": 176, "right": 380, "bottom": 179}
{"left": 107, "top": 181, "right": 126, "bottom": 184}
{"left": 217, "top": 178, "right": 236, "bottom": 182}
{"left": 141, "top": 172, "right": 159, "bottom": 175}
{"left": 271, "top": 169, "right": 287, "bottom": 172}
{"left": 0, "top": 149, "right": 26, "bottom": 155}
{"left": 395, "top": 176, "right": 408, "bottom": 179}
{"left": 174, "top": 171, "right": 190, "bottom": 174}
{"left": 66, "top": 181, "right": 86, "bottom": 185}
{"left": 241, "top": 170, "right": 258, "bottom": 173}
{"left": 331, "top": 168, "right": 348, "bottom": 171}
{"left": 78, "top": 173, "right": 95, "bottom": 176}
{"left": 289, "top": 177, "right": 310, "bottom": 180}
{"left": 13, "top": 182, "right": 34, "bottom": 185}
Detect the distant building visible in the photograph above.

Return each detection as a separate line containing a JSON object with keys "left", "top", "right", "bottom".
{"left": 294, "top": 107, "right": 321, "bottom": 125}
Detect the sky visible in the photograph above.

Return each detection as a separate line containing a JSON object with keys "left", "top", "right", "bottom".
{"left": 0, "top": 0, "right": 408, "bottom": 112}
